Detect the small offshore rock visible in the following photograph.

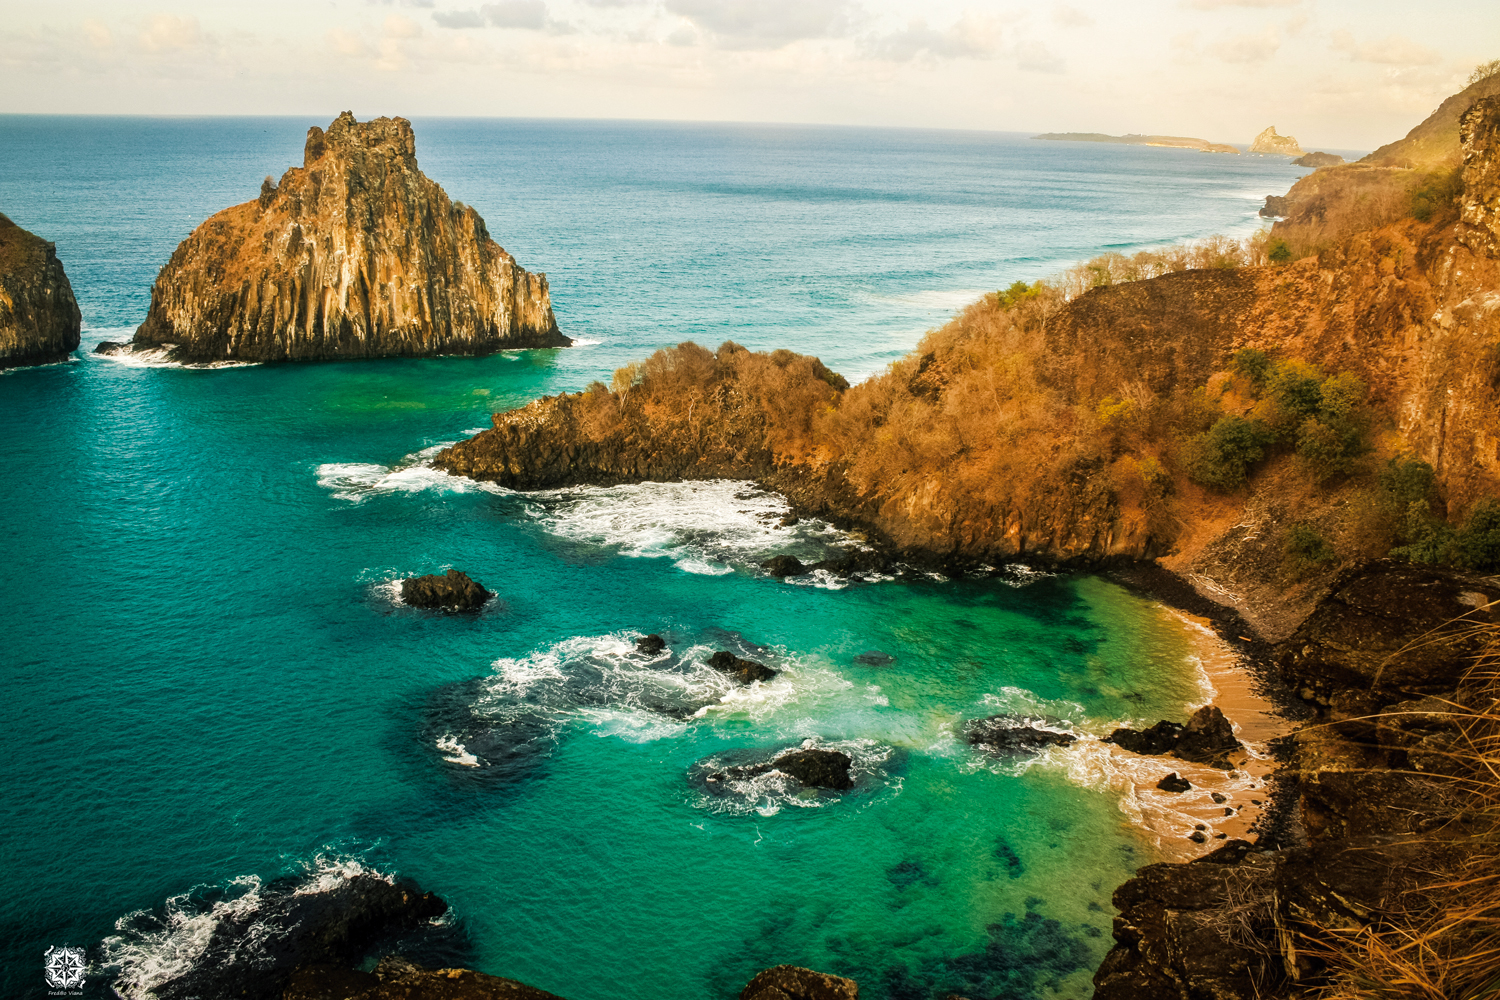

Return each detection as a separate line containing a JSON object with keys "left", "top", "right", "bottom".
{"left": 1292, "top": 151, "right": 1345, "bottom": 168}
{"left": 1156, "top": 772, "right": 1191, "bottom": 793}
{"left": 762, "top": 555, "right": 807, "bottom": 577}
{"left": 708, "top": 650, "right": 777, "bottom": 683}
{"left": 853, "top": 650, "right": 895, "bottom": 666}
{"left": 1188, "top": 830, "right": 1208, "bottom": 844}
{"left": 740, "top": 964, "right": 860, "bottom": 1000}
{"left": 636, "top": 633, "right": 667, "bottom": 654}
{"left": 964, "top": 716, "right": 1078, "bottom": 756}
{"left": 401, "top": 569, "right": 493, "bottom": 610}
{"left": 811, "top": 549, "right": 891, "bottom": 577}
{"left": 1211, "top": 791, "right": 1228, "bottom": 804}
{"left": 1104, "top": 706, "right": 1242, "bottom": 767}
{"left": 1104, "top": 720, "right": 1183, "bottom": 755}
{"left": 284, "top": 954, "right": 570, "bottom": 999}
{"left": 709, "top": 747, "right": 855, "bottom": 791}
{"left": 1258, "top": 194, "right": 1290, "bottom": 218}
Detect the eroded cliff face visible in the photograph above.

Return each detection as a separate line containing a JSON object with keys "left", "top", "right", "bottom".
{"left": 0, "top": 213, "right": 81, "bottom": 369}
{"left": 124, "top": 112, "right": 568, "bottom": 362}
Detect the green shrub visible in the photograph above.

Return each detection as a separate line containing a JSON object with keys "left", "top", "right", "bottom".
{"left": 996, "top": 281, "right": 1040, "bottom": 309}
{"left": 1267, "top": 238, "right": 1293, "bottom": 265}
{"left": 1187, "top": 415, "right": 1272, "bottom": 490}
{"left": 1451, "top": 498, "right": 1500, "bottom": 570}
{"left": 1410, "top": 168, "right": 1463, "bottom": 223}
{"left": 1265, "top": 359, "right": 1325, "bottom": 424}
{"left": 1232, "top": 348, "right": 1271, "bottom": 388}
{"left": 1284, "top": 522, "right": 1336, "bottom": 575}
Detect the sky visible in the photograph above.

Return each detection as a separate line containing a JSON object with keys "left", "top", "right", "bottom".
{"left": 1, "top": 0, "right": 1496, "bottom": 149}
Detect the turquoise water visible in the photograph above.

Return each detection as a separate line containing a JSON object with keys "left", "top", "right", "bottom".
{"left": 0, "top": 117, "right": 1308, "bottom": 999}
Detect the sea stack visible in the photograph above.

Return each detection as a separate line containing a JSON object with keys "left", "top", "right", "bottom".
{"left": 117, "top": 112, "right": 569, "bottom": 363}
{"left": 0, "top": 213, "right": 81, "bottom": 369}
{"left": 1249, "top": 126, "right": 1305, "bottom": 156}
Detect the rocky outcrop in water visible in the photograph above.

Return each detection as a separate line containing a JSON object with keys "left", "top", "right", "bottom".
{"left": 707, "top": 649, "right": 777, "bottom": 683}
{"left": 1257, "top": 194, "right": 1289, "bottom": 218}
{"left": 1105, "top": 706, "right": 1243, "bottom": 768}
{"left": 1249, "top": 126, "right": 1305, "bottom": 156}
{"left": 963, "top": 715, "right": 1078, "bottom": 756}
{"left": 740, "top": 965, "right": 859, "bottom": 1000}
{"left": 401, "top": 570, "right": 493, "bottom": 610}
{"left": 706, "top": 746, "right": 855, "bottom": 790}
{"left": 119, "top": 112, "right": 568, "bottom": 363}
{"left": 0, "top": 213, "right": 81, "bottom": 368}
{"left": 285, "top": 955, "right": 568, "bottom": 1000}
{"left": 1291, "top": 151, "right": 1344, "bottom": 168}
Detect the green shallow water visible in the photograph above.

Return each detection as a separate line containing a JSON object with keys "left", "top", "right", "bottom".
{"left": 0, "top": 116, "right": 1289, "bottom": 999}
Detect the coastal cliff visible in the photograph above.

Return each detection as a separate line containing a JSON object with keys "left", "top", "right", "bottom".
{"left": 114, "top": 112, "right": 568, "bottom": 363}
{"left": 0, "top": 212, "right": 81, "bottom": 368}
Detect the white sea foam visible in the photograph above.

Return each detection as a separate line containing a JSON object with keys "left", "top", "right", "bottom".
{"left": 436, "top": 733, "right": 481, "bottom": 766}
{"left": 98, "top": 854, "right": 391, "bottom": 999}
{"left": 523, "top": 479, "right": 848, "bottom": 575}
{"left": 316, "top": 443, "right": 508, "bottom": 503}
{"left": 567, "top": 337, "right": 603, "bottom": 346}
{"left": 689, "top": 737, "right": 898, "bottom": 816}
{"left": 998, "top": 563, "right": 1056, "bottom": 588}
{"left": 93, "top": 341, "right": 259, "bottom": 369}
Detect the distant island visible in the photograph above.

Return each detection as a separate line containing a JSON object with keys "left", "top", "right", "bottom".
{"left": 1033, "top": 132, "right": 1240, "bottom": 154}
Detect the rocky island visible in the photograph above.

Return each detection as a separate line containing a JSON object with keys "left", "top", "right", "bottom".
{"left": 1034, "top": 132, "right": 1240, "bottom": 153}
{"left": 0, "top": 212, "right": 81, "bottom": 368}
{"left": 1249, "top": 126, "right": 1305, "bottom": 156}
{"left": 101, "top": 112, "right": 568, "bottom": 364}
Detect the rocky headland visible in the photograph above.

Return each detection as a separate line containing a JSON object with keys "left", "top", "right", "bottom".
{"left": 1291, "top": 151, "right": 1344, "bottom": 168}
{"left": 1034, "top": 132, "right": 1240, "bottom": 154}
{"left": 429, "top": 82, "right": 1500, "bottom": 997}
{"left": 104, "top": 112, "right": 568, "bottom": 364}
{"left": 1250, "top": 126, "right": 1305, "bottom": 156}
{"left": 0, "top": 212, "right": 81, "bottom": 369}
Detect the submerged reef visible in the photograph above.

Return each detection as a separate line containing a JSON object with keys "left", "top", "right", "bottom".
{"left": 112, "top": 112, "right": 567, "bottom": 363}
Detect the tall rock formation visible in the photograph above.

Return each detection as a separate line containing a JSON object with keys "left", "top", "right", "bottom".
{"left": 117, "top": 112, "right": 568, "bottom": 363}
{"left": 1249, "top": 126, "right": 1305, "bottom": 156}
{"left": 1459, "top": 96, "right": 1500, "bottom": 258}
{"left": 0, "top": 213, "right": 81, "bottom": 369}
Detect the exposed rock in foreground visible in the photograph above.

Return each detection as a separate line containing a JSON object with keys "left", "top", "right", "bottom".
{"left": 0, "top": 212, "right": 81, "bottom": 368}
{"left": 122, "top": 112, "right": 568, "bottom": 363}
{"left": 740, "top": 965, "right": 859, "bottom": 1000}
{"left": 1249, "top": 126, "right": 1305, "bottom": 156}
{"left": 285, "top": 955, "right": 567, "bottom": 1000}
{"left": 401, "top": 570, "right": 493, "bottom": 610}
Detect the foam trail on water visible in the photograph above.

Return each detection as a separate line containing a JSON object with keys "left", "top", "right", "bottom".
{"left": 316, "top": 443, "right": 508, "bottom": 502}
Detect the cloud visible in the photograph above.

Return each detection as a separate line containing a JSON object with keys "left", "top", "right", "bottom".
{"left": 1052, "top": 4, "right": 1094, "bottom": 28}
{"left": 1330, "top": 31, "right": 1441, "bottom": 66}
{"left": 432, "top": 2, "right": 565, "bottom": 31}
{"left": 1015, "top": 39, "right": 1065, "bottom": 73}
{"left": 1185, "top": 0, "right": 1298, "bottom": 8}
{"left": 1209, "top": 25, "right": 1281, "bottom": 62}
{"left": 139, "top": 14, "right": 211, "bottom": 52}
{"left": 663, "top": 0, "right": 853, "bottom": 50}
{"left": 434, "top": 10, "right": 486, "bottom": 27}
{"left": 869, "top": 16, "right": 1003, "bottom": 62}
{"left": 368, "top": 1, "right": 436, "bottom": 7}
{"left": 82, "top": 19, "right": 113, "bottom": 49}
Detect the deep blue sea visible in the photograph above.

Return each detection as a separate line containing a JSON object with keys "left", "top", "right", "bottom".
{"left": 0, "top": 117, "right": 1317, "bottom": 1000}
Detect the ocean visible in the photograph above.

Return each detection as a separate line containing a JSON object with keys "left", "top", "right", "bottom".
{"left": 0, "top": 115, "right": 1317, "bottom": 999}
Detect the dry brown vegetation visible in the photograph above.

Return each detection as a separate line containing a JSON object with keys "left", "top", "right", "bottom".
{"left": 1310, "top": 618, "right": 1500, "bottom": 1000}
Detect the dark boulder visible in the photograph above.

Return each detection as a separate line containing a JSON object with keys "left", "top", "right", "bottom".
{"left": 285, "top": 955, "right": 570, "bottom": 999}
{"left": 771, "top": 748, "right": 855, "bottom": 790}
{"left": 1103, "top": 720, "right": 1183, "bottom": 756}
{"left": 707, "top": 746, "right": 855, "bottom": 791}
{"left": 762, "top": 555, "right": 807, "bottom": 577}
{"left": 401, "top": 570, "right": 493, "bottom": 610}
{"left": 1105, "top": 706, "right": 1242, "bottom": 767}
{"left": 853, "top": 650, "right": 895, "bottom": 666}
{"left": 1174, "top": 706, "right": 1243, "bottom": 765}
{"left": 810, "top": 549, "right": 891, "bottom": 577}
{"left": 964, "top": 716, "right": 1078, "bottom": 756}
{"left": 635, "top": 633, "right": 667, "bottom": 654}
{"left": 707, "top": 650, "right": 777, "bottom": 683}
{"left": 740, "top": 965, "right": 859, "bottom": 1000}
{"left": 1156, "top": 772, "right": 1191, "bottom": 793}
